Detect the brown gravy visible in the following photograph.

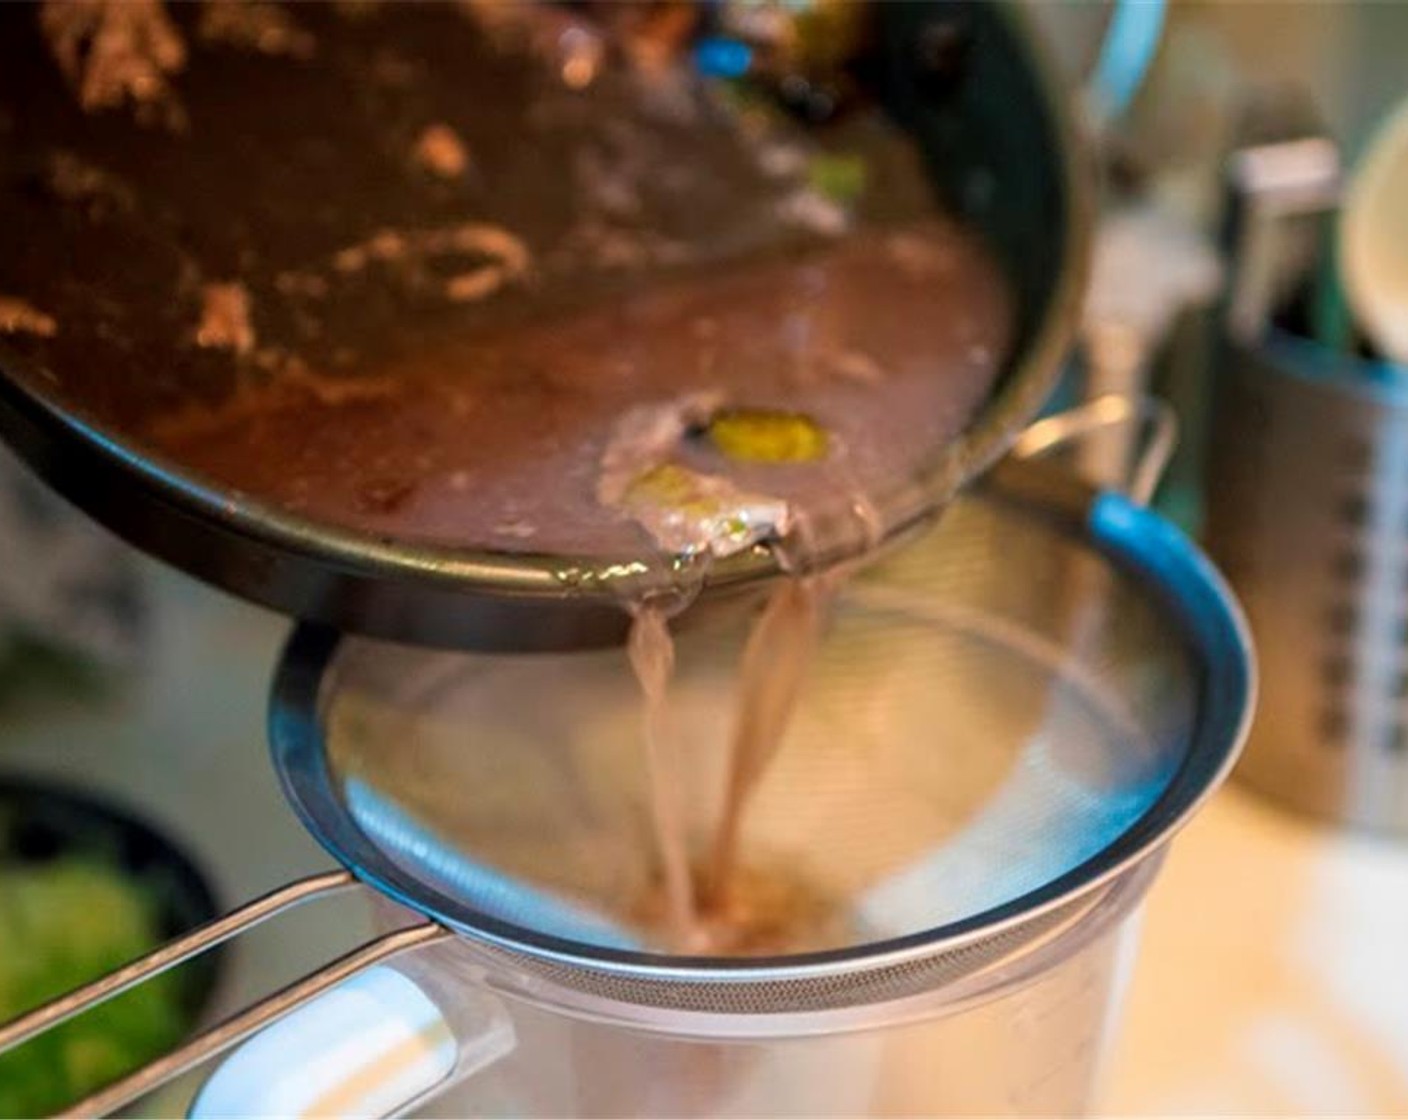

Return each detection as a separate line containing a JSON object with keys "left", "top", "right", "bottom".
{"left": 151, "top": 221, "right": 1011, "bottom": 560}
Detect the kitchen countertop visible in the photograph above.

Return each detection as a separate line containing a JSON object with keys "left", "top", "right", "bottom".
{"left": 3, "top": 560, "right": 1408, "bottom": 1116}
{"left": 1105, "top": 784, "right": 1408, "bottom": 1115}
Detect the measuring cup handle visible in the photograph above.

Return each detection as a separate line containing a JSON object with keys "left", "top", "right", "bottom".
{"left": 1010, "top": 393, "right": 1178, "bottom": 507}
{"left": 187, "top": 950, "right": 515, "bottom": 1120}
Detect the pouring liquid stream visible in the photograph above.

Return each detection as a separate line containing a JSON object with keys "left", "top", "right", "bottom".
{"left": 626, "top": 600, "right": 701, "bottom": 948}
{"left": 627, "top": 486, "right": 883, "bottom": 954}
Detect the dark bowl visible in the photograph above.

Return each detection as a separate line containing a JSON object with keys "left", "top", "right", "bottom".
{"left": 0, "top": 776, "right": 222, "bottom": 1027}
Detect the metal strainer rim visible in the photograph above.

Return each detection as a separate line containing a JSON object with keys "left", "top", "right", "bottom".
{"left": 268, "top": 485, "right": 1253, "bottom": 991}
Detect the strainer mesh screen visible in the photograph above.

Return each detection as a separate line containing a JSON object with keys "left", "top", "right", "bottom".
{"left": 320, "top": 493, "right": 1195, "bottom": 1003}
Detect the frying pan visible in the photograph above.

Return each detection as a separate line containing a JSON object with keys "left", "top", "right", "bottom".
{"left": 0, "top": 1, "right": 1091, "bottom": 650}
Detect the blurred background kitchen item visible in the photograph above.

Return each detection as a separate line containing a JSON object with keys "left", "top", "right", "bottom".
{"left": 1339, "top": 96, "right": 1408, "bottom": 367}
{"left": 0, "top": 443, "right": 146, "bottom": 686}
{"left": 1020, "top": 0, "right": 1165, "bottom": 134}
{"left": 1205, "top": 333, "right": 1408, "bottom": 833}
{"left": 1197, "top": 18, "right": 1408, "bottom": 835}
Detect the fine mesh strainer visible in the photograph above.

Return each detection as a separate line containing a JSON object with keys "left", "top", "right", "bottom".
{"left": 0, "top": 406, "right": 1252, "bottom": 1117}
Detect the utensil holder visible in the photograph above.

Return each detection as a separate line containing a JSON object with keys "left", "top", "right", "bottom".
{"left": 1206, "top": 330, "right": 1408, "bottom": 833}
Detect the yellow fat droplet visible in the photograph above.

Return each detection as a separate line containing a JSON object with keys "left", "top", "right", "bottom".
{"left": 625, "top": 463, "right": 716, "bottom": 517}
{"left": 707, "top": 409, "right": 829, "bottom": 464}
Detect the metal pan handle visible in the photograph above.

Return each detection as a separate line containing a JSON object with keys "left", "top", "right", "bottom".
{"left": 1011, "top": 392, "right": 1178, "bottom": 507}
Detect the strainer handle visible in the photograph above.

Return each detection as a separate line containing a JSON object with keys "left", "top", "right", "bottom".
{"left": 0, "top": 869, "right": 356, "bottom": 1054}
{"left": 0, "top": 869, "right": 459, "bottom": 1116}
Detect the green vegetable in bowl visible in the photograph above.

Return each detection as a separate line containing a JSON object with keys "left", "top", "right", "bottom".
{"left": 0, "top": 859, "right": 189, "bottom": 1116}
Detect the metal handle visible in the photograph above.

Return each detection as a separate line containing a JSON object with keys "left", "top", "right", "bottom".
{"left": 1012, "top": 393, "right": 1178, "bottom": 506}
{"left": 0, "top": 870, "right": 353, "bottom": 1054}
{"left": 0, "top": 868, "right": 454, "bottom": 1117}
